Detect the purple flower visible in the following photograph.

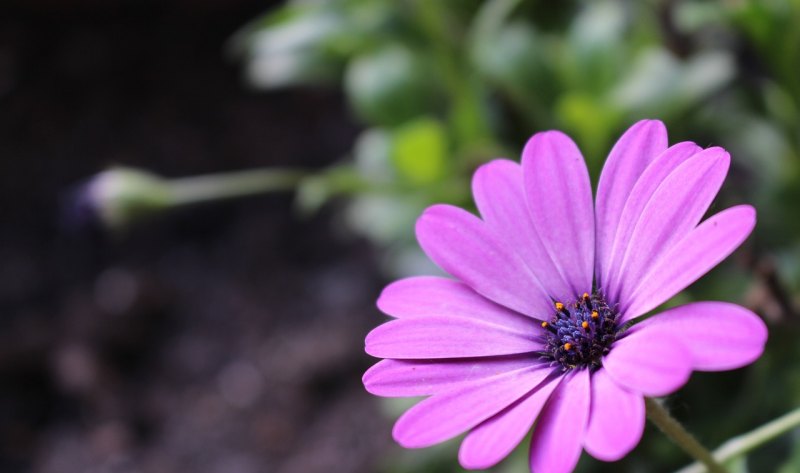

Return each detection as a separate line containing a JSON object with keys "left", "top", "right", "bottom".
{"left": 362, "top": 120, "right": 768, "bottom": 472}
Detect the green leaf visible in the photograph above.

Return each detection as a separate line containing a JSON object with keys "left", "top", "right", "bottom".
{"left": 237, "top": 7, "right": 349, "bottom": 88}
{"left": 610, "top": 48, "right": 734, "bottom": 117}
{"left": 555, "top": 92, "right": 622, "bottom": 170}
{"left": 353, "top": 128, "right": 394, "bottom": 181}
{"left": 472, "top": 21, "right": 557, "bottom": 117}
{"left": 565, "top": 0, "right": 628, "bottom": 94}
{"left": 390, "top": 118, "right": 449, "bottom": 185}
{"left": 345, "top": 44, "right": 441, "bottom": 127}
{"left": 346, "top": 195, "right": 423, "bottom": 244}
{"left": 727, "top": 456, "right": 750, "bottom": 473}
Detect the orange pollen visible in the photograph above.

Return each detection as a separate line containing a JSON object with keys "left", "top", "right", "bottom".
{"left": 563, "top": 343, "right": 572, "bottom": 351}
{"left": 541, "top": 321, "right": 549, "bottom": 328}
{"left": 591, "top": 311, "right": 599, "bottom": 319}
{"left": 582, "top": 292, "right": 590, "bottom": 300}
{"left": 581, "top": 321, "right": 589, "bottom": 329}
{"left": 555, "top": 302, "right": 565, "bottom": 311}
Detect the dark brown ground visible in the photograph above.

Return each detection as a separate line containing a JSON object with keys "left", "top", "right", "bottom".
{"left": 0, "top": 2, "right": 392, "bottom": 472}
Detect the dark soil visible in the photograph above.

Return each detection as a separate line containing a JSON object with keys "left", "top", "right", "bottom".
{"left": 0, "top": 2, "right": 392, "bottom": 472}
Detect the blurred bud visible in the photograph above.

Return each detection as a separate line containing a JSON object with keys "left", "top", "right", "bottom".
{"left": 345, "top": 44, "right": 441, "bottom": 127}
{"left": 75, "top": 167, "right": 172, "bottom": 229}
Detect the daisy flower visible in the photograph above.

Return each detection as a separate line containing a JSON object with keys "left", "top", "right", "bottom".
{"left": 363, "top": 120, "right": 767, "bottom": 472}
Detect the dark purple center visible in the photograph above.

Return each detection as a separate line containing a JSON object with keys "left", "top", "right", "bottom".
{"left": 539, "top": 292, "right": 620, "bottom": 370}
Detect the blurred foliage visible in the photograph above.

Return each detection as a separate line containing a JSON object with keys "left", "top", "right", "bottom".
{"left": 231, "top": 0, "right": 800, "bottom": 472}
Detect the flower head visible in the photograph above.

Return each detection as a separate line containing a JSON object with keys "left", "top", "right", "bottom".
{"left": 363, "top": 120, "right": 767, "bottom": 472}
{"left": 68, "top": 167, "right": 171, "bottom": 230}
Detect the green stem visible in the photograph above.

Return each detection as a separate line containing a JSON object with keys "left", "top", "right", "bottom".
{"left": 645, "top": 397, "right": 728, "bottom": 473}
{"left": 168, "top": 168, "right": 308, "bottom": 205}
{"left": 676, "top": 406, "right": 800, "bottom": 473}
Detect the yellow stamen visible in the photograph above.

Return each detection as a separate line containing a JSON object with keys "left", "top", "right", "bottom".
{"left": 541, "top": 321, "right": 549, "bottom": 328}
{"left": 591, "top": 311, "right": 599, "bottom": 320}
{"left": 564, "top": 343, "right": 572, "bottom": 351}
{"left": 581, "top": 321, "right": 589, "bottom": 330}
{"left": 555, "top": 302, "right": 564, "bottom": 311}
{"left": 582, "top": 292, "right": 590, "bottom": 300}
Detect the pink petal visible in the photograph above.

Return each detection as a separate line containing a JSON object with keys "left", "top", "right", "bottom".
{"left": 365, "top": 316, "right": 541, "bottom": 359}
{"left": 522, "top": 131, "right": 595, "bottom": 296}
{"left": 529, "top": 368, "right": 590, "bottom": 473}
{"left": 377, "top": 276, "right": 535, "bottom": 333}
{"left": 630, "top": 302, "right": 767, "bottom": 371}
{"left": 393, "top": 366, "right": 550, "bottom": 448}
{"left": 363, "top": 356, "right": 541, "bottom": 397}
{"left": 458, "top": 376, "right": 561, "bottom": 470}
{"left": 473, "top": 159, "right": 573, "bottom": 302}
{"left": 603, "top": 327, "right": 692, "bottom": 397}
{"left": 602, "top": 141, "right": 701, "bottom": 294}
{"left": 596, "top": 120, "right": 668, "bottom": 291}
{"left": 583, "top": 368, "right": 645, "bottom": 461}
{"left": 613, "top": 147, "right": 730, "bottom": 308}
{"left": 623, "top": 205, "right": 756, "bottom": 321}
{"left": 416, "top": 204, "right": 553, "bottom": 319}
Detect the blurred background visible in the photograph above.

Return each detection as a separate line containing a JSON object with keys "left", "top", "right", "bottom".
{"left": 1, "top": 0, "right": 799, "bottom": 472}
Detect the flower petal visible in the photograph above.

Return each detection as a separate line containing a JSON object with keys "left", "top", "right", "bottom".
{"left": 416, "top": 204, "right": 552, "bottom": 318}
{"left": 523, "top": 131, "right": 595, "bottom": 296}
{"left": 529, "top": 368, "right": 590, "bottom": 473}
{"left": 583, "top": 368, "right": 645, "bottom": 461}
{"left": 365, "top": 316, "right": 541, "bottom": 359}
{"left": 473, "top": 159, "right": 573, "bottom": 302}
{"left": 363, "top": 356, "right": 540, "bottom": 397}
{"left": 458, "top": 375, "right": 561, "bottom": 470}
{"left": 596, "top": 120, "right": 667, "bottom": 290}
{"left": 393, "top": 366, "right": 550, "bottom": 448}
{"left": 377, "top": 276, "right": 535, "bottom": 334}
{"left": 613, "top": 147, "right": 730, "bottom": 308}
{"left": 603, "top": 327, "right": 692, "bottom": 397}
{"left": 601, "top": 141, "right": 702, "bottom": 294}
{"left": 629, "top": 302, "right": 767, "bottom": 371}
{"left": 623, "top": 205, "right": 756, "bottom": 320}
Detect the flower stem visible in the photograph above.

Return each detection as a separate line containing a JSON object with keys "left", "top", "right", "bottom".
{"left": 675, "top": 406, "right": 800, "bottom": 473}
{"left": 644, "top": 397, "right": 728, "bottom": 473}
{"left": 169, "top": 168, "right": 308, "bottom": 206}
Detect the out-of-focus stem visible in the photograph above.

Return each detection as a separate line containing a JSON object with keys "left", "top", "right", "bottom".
{"left": 85, "top": 166, "right": 316, "bottom": 229}
{"left": 645, "top": 397, "right": 728, "bottom": 473}
{"left": 169, "top": 168, "right": 307, "bottom": 205}
{"left": 676, "top": 406, "right": 800, "bottom": 473}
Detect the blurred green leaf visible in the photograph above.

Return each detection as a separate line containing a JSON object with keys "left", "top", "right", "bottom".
{"left": 555, "top": 92, "right": 622, "bottom": 167}
{"left": 238, "top": 7, "right": 347, "bottom": 88}
{"left": 346, "top": 194, "right": 424, "bottom": 244}
{"left": 345, "top": 45, "right": 441, "bottom": 127}
{"left": 565, "top": 0, "right": 627, "bottom": 94}
{"left": 472, "top": 21, "right": 557, "bottom": 123}
{"left": 469, "top": 0, "right": 524, "bottom": 47}
{"left": 728, "top": 456, "right": 750, "bottom": 473}
{"left": 353, "top": 128, "right": 394, "bottom": 182}
{"left": 777, "top": 430, "right": 800, "bottom": 473}
{"left": 233, "top": 0, "right": 396, "bottom": 88}
{"left": 390, "top": 117, "right": 449, "bottom": 185}
{"left": 611, "top": 48, "right": 734, "bottom": 117}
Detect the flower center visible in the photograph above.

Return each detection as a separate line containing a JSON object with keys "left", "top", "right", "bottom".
{"left": 539, "top": 291, "right": 620, "bottom": 371}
